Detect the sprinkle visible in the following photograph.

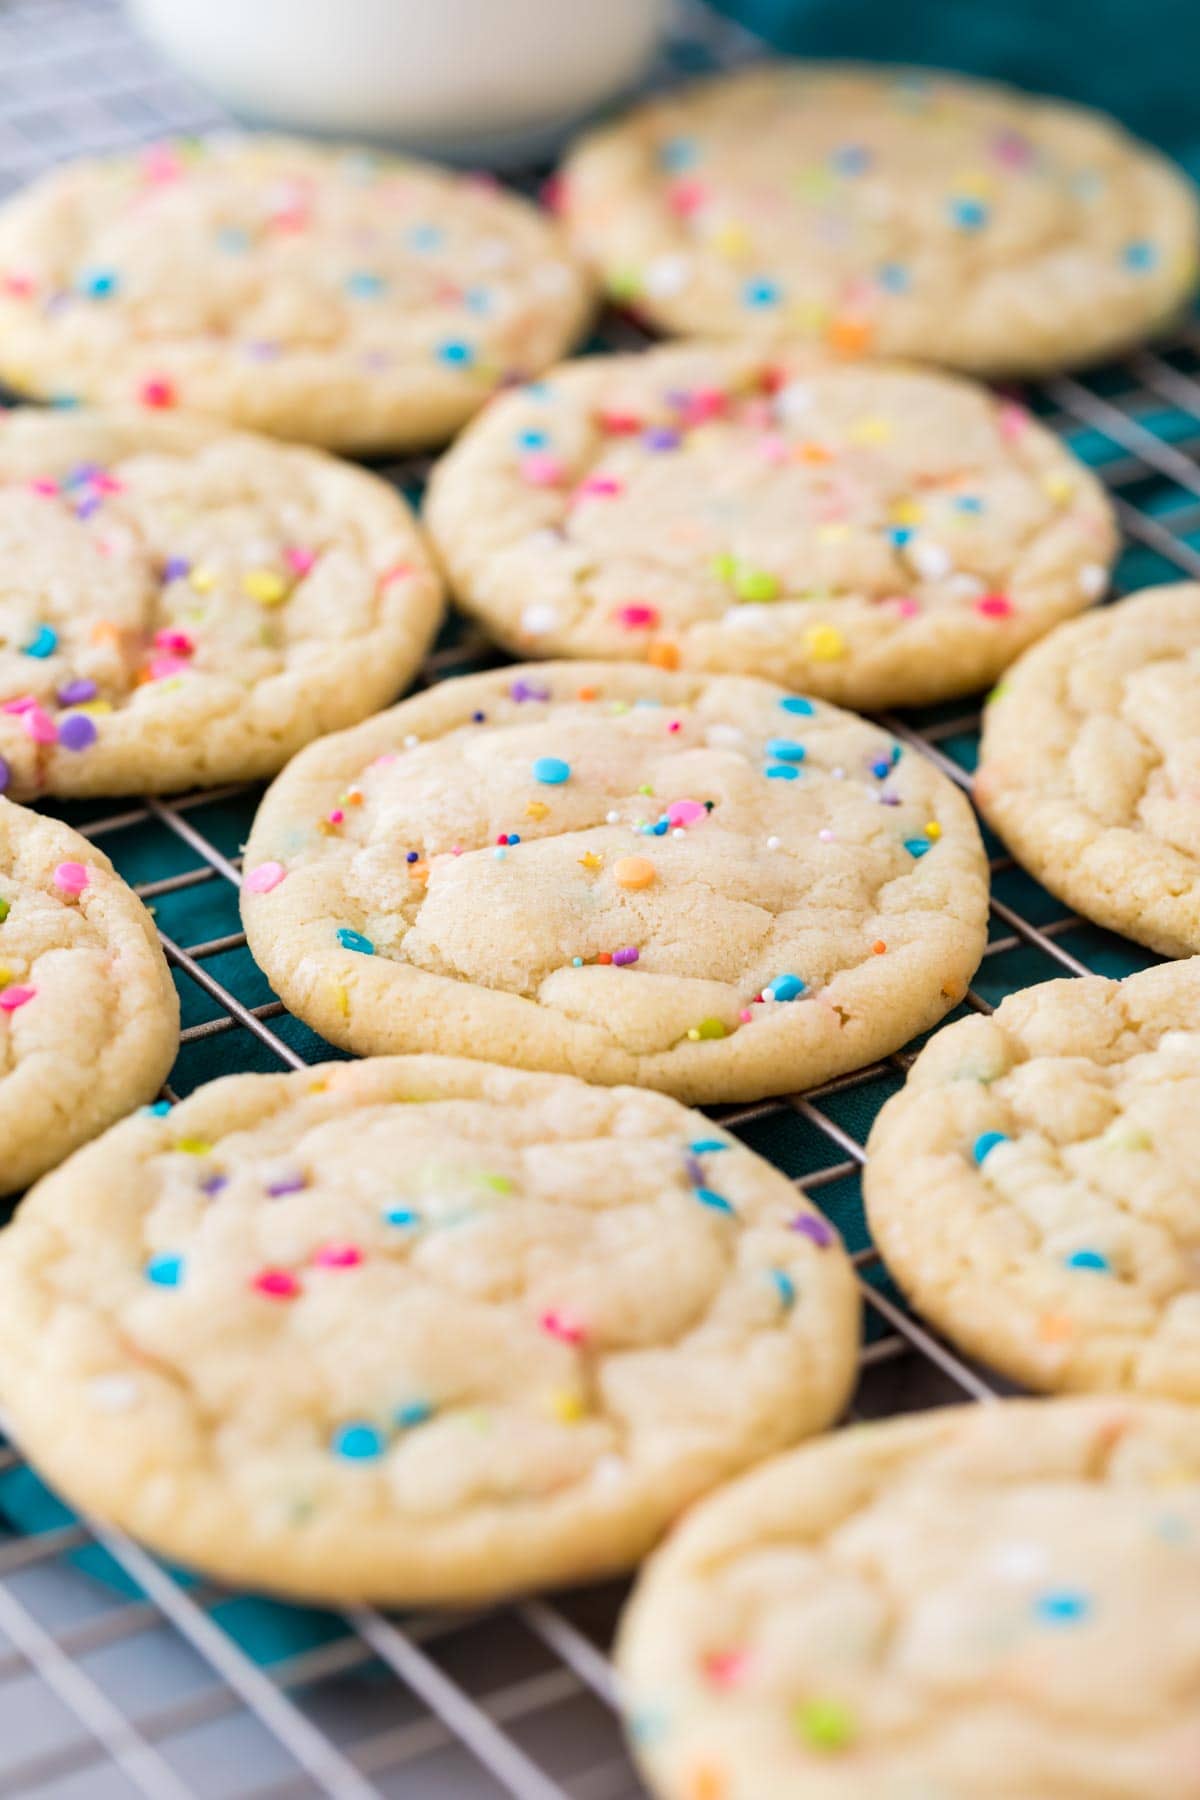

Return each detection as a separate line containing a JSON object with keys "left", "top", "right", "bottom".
{"left": 437, "top": 339, "right": 474, "bottom": 366}
{"left": 266, "top": 1171, "right": 307, "bottom": 1197}
{"left": 904, "top": 838, "right": 932, "bottom": 858}
{"left": 925, "top": 821, "right": 941, "bottom": 841}
{"left": 733, "top": 567, "right": 780, "bottom": 603}
{"left": 949, "top": 197, "right": 989, "bottom": 231}
{"left": 1122, "top": 240, "right": 1157, "bottom": 271}
{"left": 58, "top": 709, "right": 96, "bottom": 752}
{"left": 313, "top": 1242, "right": 363, "bottom": 1268}
{"left": 612, "top": 945, "right": 639, "bottom": 966}
{"left": 780, "top": 696, "right": 815, "bottom": 716}
{"left": 532, "top": 756, "right": 570, "bottom": 785}
{"left": 1034, "top": 1589, "right": 1091, "bottom": 1625}
{"left": 138, "top": 376, "right": 176, "bottom": 409}
{"left": 642, "top": 426, "right": 681, "bottom": 452}
{"left": 743, "top": 276, "right": 782, "bottom": 308}
{"left": 765, "top": 973, "right": 805, "bottom": 1002}
{"left": 771, "top": 1269, "right": 796, "bottom": 1310}
{"left": 345, "top": 270, "right": 386, "bottom": 297}
{"left": 765, "top": 738, "right": 805, "bottom": 763}
{"left": 245, "top": 861, "right": 286, "bottom": 894}
{"left": 877, "top": 261, "right": 910, "bottom": 291}
{"left": 57, "top": 677, "right": 97, "bottom": 707}
{"left": 175, "top": 1137, "right": 213, "bottom": 1157}
{"left": 549, "top": 1389, "right": 586, "bottom": 1424}
{"left": 695, "top": 1187, "right": 736, "bottom": 1216}
{"left": 21, "top": 704, "right": 56, "bottom": 744}
{"left": 252, "top": 1268, "right": 301, "bottom": 1299}
{"left": 336, "top": 927, "right": 375, "bottom": 954}
{"left": 395, "top": 1400, "right": 434, "bottom": 1428}
{"left": 794, "top": 1698, "right": 857, "bottom": 1753}
{"left": 145, "top": 1252, "right": 184, "bottom": 1287}
{"left": 242, "top": 568, "right": 288, "bottom": 605}
{"left": 614, "top": 603, "right": 659, "bottom": 630}
{"left": 0, "top": 759, "right": 10, "bottom": 794}
{"left": 22, "top": 625, "right": 57, "bottom": 658}
{"left": 976, "top": 593, "right": 1014, "bottom": 618}
{"left": 0, "top": 986, "right": 35, "bottom": 1013}
{"left": 765, "top": 764, "right": 799, "bottom": 781}
{"left": 1065, "top": 1248, "right": 1111, "bottom": 1273}
{"left": 805, "top": 624, "right": 844, "bottom": 661}
{"left": 613, "top": 855, "right": 656, "bottom": 890}
{"left": 541, "top": 1309, "right": 586, "bottom": 1345}
{"left": 0, "top": 900, "right": 8, "bottom": 924}
{"left": 384, "top": 1205, "right": 421, "bottom": 1228}
{"left": 519, "top": 451, "right": 566, "bottom": 486}
{"left": 189, "top": 565, "right": 216, "bottom": 593}
{"left": 791, "top": 1212, "right": 835, "bottom": 1248}
{"left": 702, "top": 1649, "right": 748, "bottom": 1688}
{"left": 332, "top": 1422, "right": 386, "bottom": 1461}
{"left": 1080, "top": 563, "right": 1108, "bottom": 599}
{"left": 973, "top": 1130, "right": 1009, "bottom": 1164}
{"left": 766, "top": 836, "right": 782, "bottom": 850}
{"left": 79, "top": 268, "right": 118, "bottom": 298}
{"left": 53, "top": 861, "right": 89, "bottom": 897}
{"left": 690, "top": 1138, "right": 729, "bottom": 1154}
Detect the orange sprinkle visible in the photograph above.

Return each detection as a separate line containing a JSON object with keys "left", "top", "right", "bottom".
{"left": 872, "top": 940, "right": 887, "bottom": 955}
{"left": 688, "top": 1766, "right": 726, "bottom": 1800}
{"left": 647, "top": 639, "right": 680, "bottom": 670}
{"left": 525, "top": 800, "right": 549, "bottom": 820}
{"left": 613, "top": 855, "right": 656, "bottom": 891}
{"left": 576, "top": 684, "right": 599, "bottom": 701}
{"left": 1038, "top": 1313, "right": 1075, "bottom": 1344}
{"left": 826, "top": 315, "right": 873, "bottom": 357}
{"left": 794, "top": 440, "right": 833, "bottom": 464}
{"left": 597, "top": 952, "right": 613, "bottom": 965}
{"left": 90, "top": 620, "right": 122, "bottom": 646}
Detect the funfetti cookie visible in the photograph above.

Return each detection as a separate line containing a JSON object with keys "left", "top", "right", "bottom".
{"left": 0, "top": 1056, "right": 859, "bottom": 1603}
{"left": 976, "top": 583, "right": 1200, "bottom": 957}
{"left": 425, "top": 344, "right": 1118, "bottom": 710}
{"left": 561, "top": 63, "right": 1200, "bottom": 377}
{"left": 0, "top": 408, "right": 443, "bottom": 800}
{"left": 0, "top": 798, "right": 177, "bottom": 1196}
{"left": 240, "top": 663, "right": 989, "bottom": 1105}
{"left": 616, "top": 1397, "right": 1200, "bottom": 1800}
{"left": 865, "top": 960, "right": 1200, "bottom": 1400}
{"left": 0, "top": 136, "right": 592, "bottom": 453}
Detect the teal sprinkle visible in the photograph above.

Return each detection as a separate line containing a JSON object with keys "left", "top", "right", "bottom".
{"left": 695, "top": 1187, "right": 736, "bottom": 1217}
{"left": 765, "top": 738, "right": 806, "bottom": 762}
{"left": 1065, "top": 1249, "right": 1111, "bottom": 1273}
{"left": 904, "top": 837, "right": 932, "bottom": 857}
{"left": 973, "top": 1131, "right": 1008, "bottom": 1165}
{"left": 145, "top": 1252, "right": 184, "bottom": 1287}
{"left": 332, "top": 1422, "right": 386, "bottom": 1461}
{"left": 395, "top": 1400, "right": 434, "bottom": 1429}
{"left": 779, "top": 696, "right": 815, "bottom": 716}
{"left": 771, "top": 1268, "right": 796, "bottom": 1310}
{"left": 23, "top": 625, "right": 57, "bottom": 658}
{"left": 437, "top": 339, "right": 474, "bottom": 366}
{"left": 1034, "top": 1589, "right": 1091, "bottom": 1626}
{"left": 384, "top": 1205, "right": 421, "bottom": 1228}
{"left": 532, "top": 755, "right": 570, "bottom": 785}
{"left": 765, "top": 764, "right": 800, "bottom": 781}
{"left": 79, "top": 267, "right": 117, "bottom": 297}
{"left": 766, "top": 973, "right": 805, "bottom": 1002}
{"left": 336, "top": 928, "right": 374, "bottom": 954}
{"left": 689, "top": 1138, "right": 729, "bottom": 1154}
{"left": 144, "top": 1100, "right": 173, "bottom": 1117}
{"left": 1122, "top": 240, "right": 1157, "bottom": 272}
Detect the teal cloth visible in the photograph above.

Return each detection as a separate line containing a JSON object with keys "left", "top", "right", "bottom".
{"left": 714, "top": 0, "right": 1200, "bottom": 176}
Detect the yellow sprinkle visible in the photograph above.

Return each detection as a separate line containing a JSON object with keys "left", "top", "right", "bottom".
{"left": 549, "top": 1390, "right": 586, "bottom": 1424}
{"left": 848, "top": 416, "right": 891, "bottom": 445}
{"left": 687, "top": 1028, "right": 701, "bottom": 1041}
{"left": 175, "top": 1137, "right": 212, "bottom": 1156}
{"left": 525, "top": 800, "right": 549, "bottom": 820}
{"left": 578, "top": 851, "right": 603, "bottom": 871}
{"left": 0, "top": 967, "right": 11, "bottom": 989}
{"left": 889, "top": 498, "right": 923, "bottom": 526}
{"left": 242, "top": 568, "right": 288, "bottom": 605}
{"left": 189, "top": 566, "right": 215, "bottom": 594}
{"left": 925, "top": 821, "right": 942, "bottom": 841}
{"left": 334, "top": 983, "right": 349, "bottom": 1018}
{"left": 73, "top": 700, "right": 113, "bottom": 716}
{"left": 805, "top": 624, "right": 846, "bottom": 661}
{"left": 711, "top": 221, "right": 751, "bottom": 259}
{"left": 1043, "top": 473, "right": 1074, "bottom": 503}
{"left": 308, "top": 1078, "right": 329, "bottom": 1093}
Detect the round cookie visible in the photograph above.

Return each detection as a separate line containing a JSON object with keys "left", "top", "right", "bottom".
{"left": 0, "top": 135, "right": 591, "bottom": 453}
{"left": 0, "top": 408, "right": 443, "bottom": 800}
{"left": 425, "top": 343, "right": 1118, "bottom": 710}
{"left": 0, "top": 797, "right": 178, "bottom": 1196}
{"left": 975, "top": 583, "right": 1200, "bottom": 957}
{"left": 0, "top": 1055, "right": 859, "bottom": 1603}
{"left": 617, "top": 1397, "right": 1200, "bottom": 1800}
{"left": 240, "top": 663, "right": 989, "bottom": 1105}
{"left": 561, "top": 63, "right": 1200, "bottom": 376}
{"left": 865, "top": 960, "right": 1200, "bottom": 1399}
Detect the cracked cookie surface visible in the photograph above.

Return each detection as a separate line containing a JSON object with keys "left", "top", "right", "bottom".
{"left": 0, "top": 409, "right": 442, "bottom": 799}
{"left": 426, "top": 344, "right": 1117, "bottom": 710}
{"left": 0, "top": 135, "right": 592, "bottom": 452}
{"left": 865, "top": 960, "right": 1200, "bottom": 1398}
{"left": 0, "top": 1055, "right": 858, "bottom": 1603}
{"left": 976, "top": 583, "right": 1200, "bottom": 957}
{"left": 617, "top": 1397, "right": 1200, "bottom": 1800}
{"left": 240, "top": 663, "right": 988, "bottom": 1104}
{"left": 0, "top": 797, "right": 177, "bottom": 1195}
{"left": 562, "top": 63, "right": 1199, "bottom": 376}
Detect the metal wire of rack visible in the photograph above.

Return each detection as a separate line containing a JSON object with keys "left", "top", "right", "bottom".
{"left": 0, "top": 0, "right": 1194, "bottom": 1794}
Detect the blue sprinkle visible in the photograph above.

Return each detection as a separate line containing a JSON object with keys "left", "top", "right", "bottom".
{"left": 695, "top": 1187, "right": 736, "bottom": 1217}
{"left": 332, "top": 1422, "right": 386, "bottom": 1461}
{"left": 973, "top": 1131, "right": 1009, "bottom": 1165}
{"left": 384, "top": 1205, "right": 421, "bottom": 1228}
{"left": 145, "top": 1253, "right": 184, "bottom": 1287}
{"left": 517, "top": 428, "right": 549, "bottom": 450}
{"left": 337, "top": 928, "right": 375, "bottom": 954}
{"left": 779, "top": 696, "right": 815, "bottom": 716}
{"left": 689, "top": 1138, "right": 729, "bottom": 1154}
{"left": 395, "top": 1400, "right": 434, "bottom": 1429}
{"left": 144, "top": 1100, "right": 173, "bottom": 1117}
{"left": 437, "top": 340, "right": 474, "bottom": 366}
{"left": 1034, "top": 1589, "right": 1091, "bottom": 1626}
{"left": 765, "top": 738, "right": 806, "bottom": 763}
{"left": 405, "top": 851, "right": 419, "bottom": 864}
{"left": 765, "top": 764, "right": 800, "bottom": 780}
{"left": 888, "top": 526, "right": 913, "bottom": 547}
{"left": 766, "top": 973, "right": 805, "bottom": 1003}
{"left": 79, "top": 267, "right": 117, "bottom": 298}
{"left": 953, "top": 495, "right": 984, "bottom": 514}
{"left": 346, "top": 270, "right": 386, "bottom": 297}
{"left": 871, "top": 759, "right": 891, "bottom": 779}
{"left": 770, "top": 1268, "right": 796, "bottom": 1310}
{"left": 1122, "top": 240, "right": 1157, "bottom": 272}
{"left": 949, "top": 197, "right": 989, "bottom": 231}
{"left": 532, "top": 756, "right": 570, "bottom": 785}
{"left": 659, "top": 137, "right": 698, "bottom": 172}
{"left": 743, "top": 276, "right": 782, "bottom": 308}
{"left": 23, "top": 625, "right": 57, "bottom": 659}
{"left": 904, "top": 838, "right": 932, "bottom": 857}
{"left": 1065, "top": 1249, "right": 1111, "bottom": 1273}
{"left": 652, "top": 819, "right": 669, "bottom": 835}
{"left": 877, "top": 261, "right": 910, "bottom": 292}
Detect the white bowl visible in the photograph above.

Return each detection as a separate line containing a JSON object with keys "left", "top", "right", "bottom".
{"left": 129, "top": 0, "right": 670, "bottom": 163}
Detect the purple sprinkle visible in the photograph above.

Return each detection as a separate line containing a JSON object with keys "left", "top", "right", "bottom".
{"left": 74, "top": 495, "right": 102, "bottom": 521}
{"left": 510, "top": 679, "right": 551, "bottom": 703}
{"left": 200, "top": 1173, "right": 228, "bottom": 1196}
{"left": 58, "top": 714, "right": 97, "bottom": 751}
{"left": 879, "top": 791, "right": 901, "bottom": 807}
{"left": 613, "top": 946, "right": 639, "bottom": 966}
{"left": 64, "top": 462, "right": 100, "bottom": 488}
{"left": 643, "top": 427, "right": 681, "bottom": 452}
{"left": 0, "top": 757, "right": 9, "bottom": 794}
{"left": 57, "top": 678, "right": 97, "bottom": 707}
{"left": 162, "top": 556, "right": 190, "bottom": 582}
{"left": 683, "top": 1155, "right": 706, "bottom": 1187}
{"left": 791, "top": 1212, "right": 835, "bottom": 1248}
{"left": 266, "top": 1172, "right": 307, "bottom": 1197}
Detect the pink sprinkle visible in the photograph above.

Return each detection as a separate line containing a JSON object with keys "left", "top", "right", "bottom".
{"left": 738, "top": 1008, "right": 753, "bottom": 1023}
{"left": 23, "top": 706, "right": 56, "bottom": 744}
{"left": 818, "top": 828, "right": 835, "bottom": 843}
{"left": 53, "top": 861, "right": 90, "bottom": 897}
{"left": 998, "top": 401, "right": 1030, "bottom": 442}
{"left": 328, "top": 808, "right": 345, "bottom": 826}
{"left": 540, "top": 1309, "right": 586, "bottom": 1345}
{"left": 92, "top": 472, "right": 125, "bottom": 495}
{"left": 614, "top": 603, "right": 659, "bottom": 630}
{"left": 976, "top": 593, "right": 1014, "bottom": 618}
{"left": 284, "top": 545, "right": 316, "bottom": 575}
{"left": 3, "top": 274, "right": 35, "bottom": 298}
{"left": 575, "top": 475, "right": 622, "bottom": 499}
{"left": 252, "top": 1268, "right": 300, "bottom": 1299}
{"left": 519, "top": 451, "right": 566, "bottom": 487}
{"left": 139, "top": 377, "right": 176, "bottom": 409}
{"left": 154, "top": 628, "right": 194, "bottom": 655}
{"left": 888, "top": 595, "right": 920, "bottom": 618}
{"left": 313, "top": 1242, "right": 363, "bottom": 1268}
{"left": 245, "top": 861, "right": 286, "bottom": 894}
{"left": 380, "top": 561, "right": 414, "bottom": 586}
{"left": 679, "top": 387, "right": 727, "bottom": 427}
{"left": 667, "top": 799, "right": 707, "bottom": 828}
{"left": 2, "top": 695, "right": 36, "bottom": 715}
{"left": 757, "top": 433, "right": 790, "bottom": 464}
{"left": 147, "top": 656, "right": 189, "bottom": 680}
{"left": 29, "top": 477, "right": 58, "bottom": 497}
{"left": 0, "top": 987, "right": 34, "bottom": 1013}
{"left": 703, "top": 1650, "right": 749, "bottom": 1689}
{"left": 667, "top": 180, "right": 709, "bottom": 216}
{"left": 140, "top": 145, "right": 184, "bottom": 184}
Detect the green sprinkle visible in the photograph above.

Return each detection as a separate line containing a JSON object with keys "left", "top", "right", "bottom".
{"left": 794, "top": 1697, "right": 857, "bottom": 1753}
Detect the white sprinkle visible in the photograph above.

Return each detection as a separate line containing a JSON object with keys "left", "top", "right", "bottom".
{"left": 1080, "top": 562, "right": 1108, "bottom": 599}
{"left": 606, "top": 810, "right": 620, "bottom": 825}
{"left": 88, "top": 1374, "right": 140, "bottom": 1413}
{"left": 705, "top": 723, "right": 744, "bottom": 749}
{"left": 766, "top": 835, "right": 781, "bottom": 850}
{"left": 723, "top": 604, "right": 779, "bottom": 632}
{"left": 644, "top": 254, "right": 692, "bottom": 297}
{"left": 672, "top": 827, "right": 686, "bottom": 839}
{"left": 907, "top": 538, "right": 953, "bottom": 581}
{"left": 831, "top": 766, "right": 846, "bottom": 779}
{"left": 762, "top": 990, "right": 776, "bottom": 1003}
{"left": 403, "top": 733, "right": 419, "bottom": 749}
{"left": 774, "top": 380, "right": 813, "bottom": 422}
{"left": 520, "top": 602, "right": 560, "bottom": 636}
{"left": 818, "top": 828, "right": 835, "bottom": 842}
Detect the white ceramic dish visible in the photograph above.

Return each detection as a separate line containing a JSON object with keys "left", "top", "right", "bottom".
{"left": 129, "top": 0, "right": 670, "bottom": 163}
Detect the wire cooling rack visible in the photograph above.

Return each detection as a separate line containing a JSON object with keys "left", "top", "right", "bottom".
{"left": 0, "top": 0, "right": 1195, "bottom": 1794}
